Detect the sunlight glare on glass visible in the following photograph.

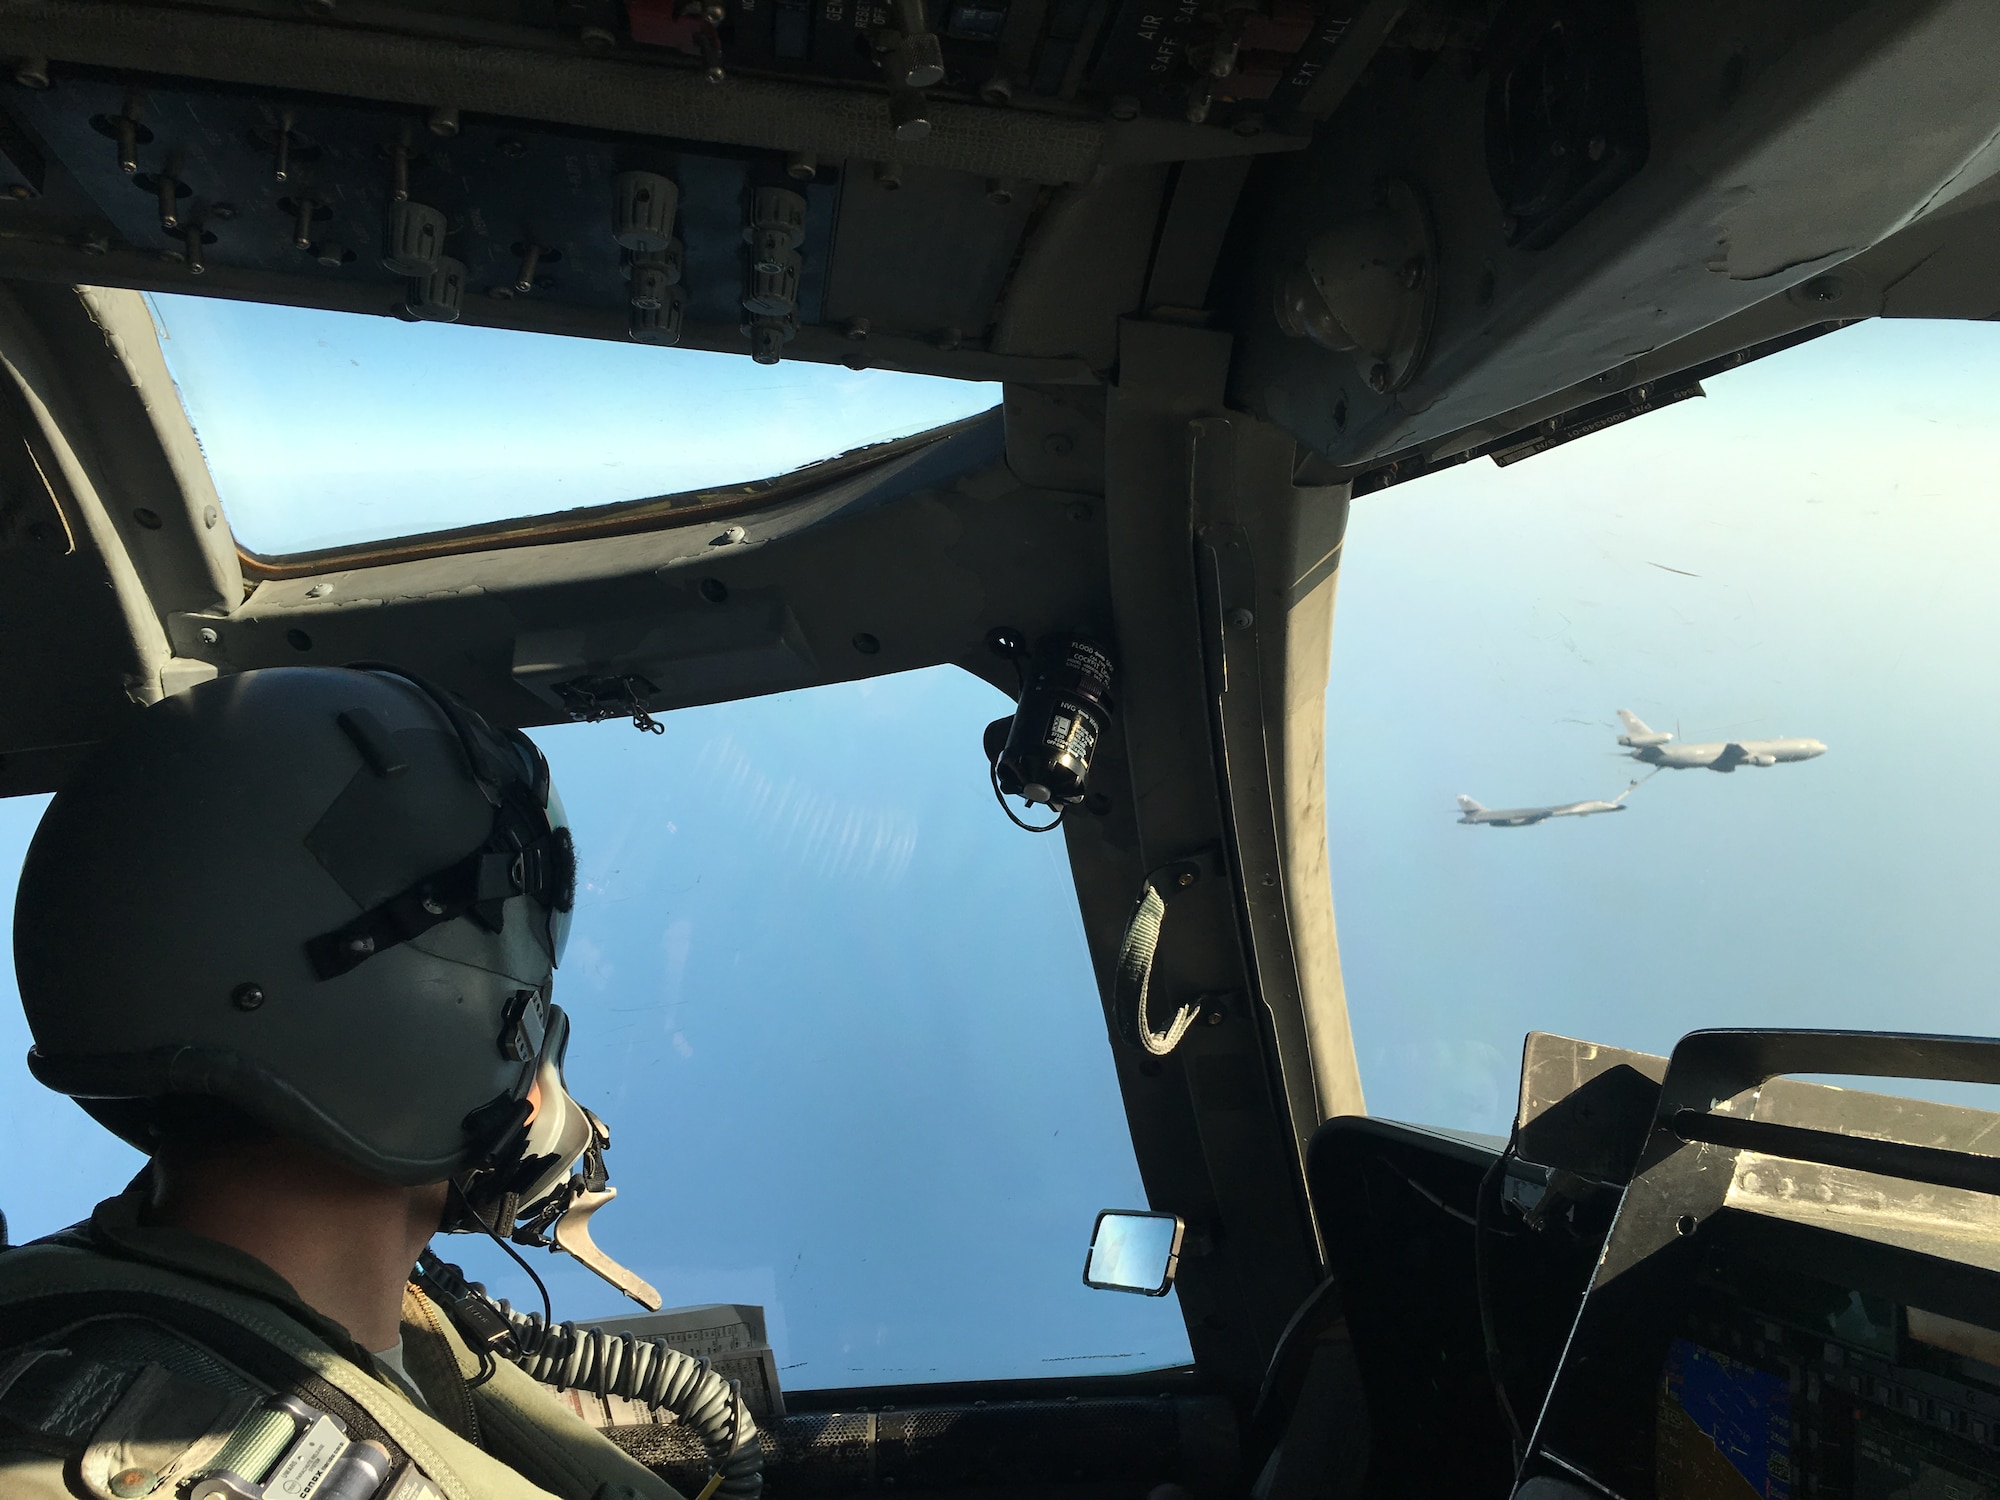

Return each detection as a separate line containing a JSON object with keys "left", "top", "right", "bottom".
{"left": 141, "top": 293, "right": 1000, "bottom": 556}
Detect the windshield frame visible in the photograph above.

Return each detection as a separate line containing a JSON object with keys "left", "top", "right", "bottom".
{"left": 230, "top": 411, "right": 997, "bottom": 581}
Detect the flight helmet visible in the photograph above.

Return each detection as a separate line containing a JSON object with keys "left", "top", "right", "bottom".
{"left": 14, "top": 665, "right": 597, "bottom": 1221}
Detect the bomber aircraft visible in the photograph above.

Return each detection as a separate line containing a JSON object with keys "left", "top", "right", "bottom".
{"left": 1616, "top": 711, "right": 1828, "bottom": 772}
{"left": 1456, "top": 788, "right": 1634, "bottom": 827}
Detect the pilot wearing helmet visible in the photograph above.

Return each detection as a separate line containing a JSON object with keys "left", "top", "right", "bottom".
{"left": 0, "top": 666, "right": 732, "bottom": 1500}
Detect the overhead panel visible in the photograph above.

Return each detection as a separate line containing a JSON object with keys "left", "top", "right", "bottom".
{"left": 0, "top": 0, "right": 1340, "bottom": 377}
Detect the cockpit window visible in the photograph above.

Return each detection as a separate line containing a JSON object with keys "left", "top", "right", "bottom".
{"left": 1327, "top": 317, "right": 2000, "bottom": 1130}
{"left": 0, "top": 666, "right": 1191, "bottom": 1388}
{"left": 141, "top": 294, "right": 1000, "bottom": 558}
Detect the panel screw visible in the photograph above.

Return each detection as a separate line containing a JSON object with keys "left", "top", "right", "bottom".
{"left": 109, "top": 1468, "right": 156, "bottom": 1497}
{"left": 427, "top": 105, "right": 460, "bottom": 138}
{"left": 1226, "top": 607, "right": 1254, "bottom": 629}
{"left": 1042, "top": 432, "right": 1073, "bottom": 457}
{"left": 1109, "top": 96, "right": 1140, "bottom": 121}
{"left": 231, "top": 983, "right": 265, "bottom": 1011}
{"left": 346, "top": 935, "right": 375, "bottom": 956}
{"left": 845, "top": 317, "right": 870, "bottom": 341}
{"left": 13, "top": 56, "right": 50, "bottom": 90}
{"left": 1176, "top": 871, "right": 1196, "bottom": 888}
{"left": 851, "top": 632, "right": 881, "bottom": 655}
{"left": 1065, "top": 501, "right": 1091, "bottom": 522}
{"left": 197, "top": 627, "right": 219, "bottom": 646}
{"left": 699, "top": 576, "right": 729, "bottom": 603}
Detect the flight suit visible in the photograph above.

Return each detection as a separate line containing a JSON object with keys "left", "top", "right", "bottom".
{"left": 0, "top": 1178, "right": 684, "bottom": 1500}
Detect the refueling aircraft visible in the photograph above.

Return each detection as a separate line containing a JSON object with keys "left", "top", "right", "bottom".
{"left": 1616, "top": 710, "right": 1828, "bottom": 772}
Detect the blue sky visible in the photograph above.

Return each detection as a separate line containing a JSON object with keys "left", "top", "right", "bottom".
{"left": 145, "top": 295, "right": 1000, "bottom": 555}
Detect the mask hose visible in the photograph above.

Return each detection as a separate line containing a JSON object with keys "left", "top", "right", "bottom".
{"left": 419, "top": 1254, "right": 763, "bottom": 1500}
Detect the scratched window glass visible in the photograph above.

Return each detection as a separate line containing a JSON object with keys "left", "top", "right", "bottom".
{"left": 141, "top": 293, "right": 1000, "bottom": 556}
{"left": 1326, "top": 318, "right": 2000, "bottom": 1131}
{"left": 445, "top": 664, "right": 1191, "bottom": 1386}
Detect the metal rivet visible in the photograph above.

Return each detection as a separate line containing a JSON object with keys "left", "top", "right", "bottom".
{"left": 844, "top": 316, "right": 870, "bottom": 341}
{"left": 109, "top": 1467, "right": 156, "bottom": 1497}
{"left": 427, "top": 105, "right": 460, "bottom": 138}
{"left": 1204, "top": 1009, "right": 1225, "bottom": 1025}
{"left": 13, "top": 57, "right": 50, "bottom": 90}
{"left": 231, "top": 983, "right": 265, "bottom": 1012}
{"left": 1109, "top": 96, "right": 1140, "bottom": 121}
{"left": 421, "top": 895, "right": 445, "bottom": 916}
{"left": 1043, "top": 432, "right": 1074, "bottom": 458}
{"left": 346, "top": 935, "right": 375, "bottom": 956}
{"left": 1176, "top": 871, "right": 1196, "bottom": 888}
{"left": 786, "top": 151, "right": 817, "bottom": 180}
{"left": 1675, "top": 1213, "right": 1697, "bottom": 1237}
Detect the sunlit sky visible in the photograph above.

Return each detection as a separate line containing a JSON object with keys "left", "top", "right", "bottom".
{"left": 2, "top": 310, "right": 1996, "bottom": 1384}
{"left": 145, "top": 295, "right": 1001, "bottom": 554}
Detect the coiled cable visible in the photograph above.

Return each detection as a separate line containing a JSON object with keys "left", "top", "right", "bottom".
{"left": 475, "top": 1286, "right": 763, "bottom": 1500}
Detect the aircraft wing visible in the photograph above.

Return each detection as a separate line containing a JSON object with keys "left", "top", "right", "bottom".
{"left": 1713, "top": 743, "right": 1751, "bottom": 771}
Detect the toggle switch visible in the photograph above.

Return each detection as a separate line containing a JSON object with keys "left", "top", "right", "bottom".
{"left": 881, "top": 0, "right": 945, "bottom": 88}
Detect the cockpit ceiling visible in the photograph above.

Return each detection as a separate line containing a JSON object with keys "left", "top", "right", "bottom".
{"left": 0, "top": 0, "right": 1325, "bottom": 385}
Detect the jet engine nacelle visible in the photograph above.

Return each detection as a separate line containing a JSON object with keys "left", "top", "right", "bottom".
{"left": 1748, "top": 754, "right": 1776, "bottom": 766}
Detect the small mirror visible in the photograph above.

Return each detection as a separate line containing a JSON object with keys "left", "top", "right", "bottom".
{"left": 1082, "top": 1209, "right": 1184, "bottom": 1296}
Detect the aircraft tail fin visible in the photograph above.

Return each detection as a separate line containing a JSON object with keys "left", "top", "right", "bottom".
{"left": 1616, "top": 709, "right": 1673, "bottom": 748}
{"left": 1456, "top": 795, "right": 1484, "bottom": 812}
